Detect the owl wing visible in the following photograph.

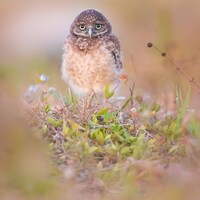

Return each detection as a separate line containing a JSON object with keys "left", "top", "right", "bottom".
{"left": 106, "top": 35, "right": 123, "bottom": 72}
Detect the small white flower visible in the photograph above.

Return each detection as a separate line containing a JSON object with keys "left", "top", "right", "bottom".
{"left": 27, "top": 84, "right": 39, "bottom": 93}
{"left": 130, "top": 107, "right": 137, "bottom": 113}
{"left": 48, "top": 87, "right": 56, "bottom": 93}
{"left": 116, "top": 96, "right": 127, "bottom": 101}
{"left": 39, "top": 74, "right": 49, "bottom": 82}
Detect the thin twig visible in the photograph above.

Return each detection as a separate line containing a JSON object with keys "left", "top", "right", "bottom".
{"left": 147, "top": 42, "right": 200, "bottom": 91}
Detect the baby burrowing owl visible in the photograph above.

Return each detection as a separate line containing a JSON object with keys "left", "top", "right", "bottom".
{"left": 61, "top": 9, "right": 123, "bottom": 96}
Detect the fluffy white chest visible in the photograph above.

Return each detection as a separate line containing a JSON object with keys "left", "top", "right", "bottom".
{"left": 62, "top": 40, "right": 117, "bottom": 95}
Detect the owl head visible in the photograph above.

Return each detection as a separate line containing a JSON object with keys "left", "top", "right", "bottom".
{"left": 70, "top": 9, "right": 112, "bottom": 38}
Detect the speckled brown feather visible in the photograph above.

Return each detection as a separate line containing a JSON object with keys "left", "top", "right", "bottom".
{"left": 61, "top": 9, "right": 123, "bottom": 96}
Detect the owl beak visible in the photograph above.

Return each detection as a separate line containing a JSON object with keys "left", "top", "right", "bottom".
{"left": 88, "top": 27, "right": 93, "bottom": 38}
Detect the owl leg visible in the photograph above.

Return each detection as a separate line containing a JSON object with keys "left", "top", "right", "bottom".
{"left": 86, "top": 91, "right": 95, "bottom": 108}
{"left": 81, "top": 92, "right": 95, "bottom": 118}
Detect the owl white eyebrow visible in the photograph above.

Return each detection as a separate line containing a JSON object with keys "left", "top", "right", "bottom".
{"left": 95, "top": 21, "right": 104, "bottom": 24}
{"left": 77, "top": 22, "right": 85, "bottom": 25}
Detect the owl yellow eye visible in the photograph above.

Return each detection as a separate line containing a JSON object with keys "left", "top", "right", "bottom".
{"left": 79, "top": 24, "right": 86, "bottom": 30}
{"left": 95, "top": 24, "right": 102, "bottom": 30}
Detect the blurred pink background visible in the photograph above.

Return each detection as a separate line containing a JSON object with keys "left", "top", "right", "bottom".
{"left": 0, "top": 0, "right": 200, "bottom": 110}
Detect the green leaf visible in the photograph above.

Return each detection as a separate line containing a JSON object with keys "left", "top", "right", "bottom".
{"left": 104, "top": 84, "right": 114, "bottom": 99}
{"left": 55, "top": 119, "right": 63, "bottom": 127}
{"left": 111, "top": 144, "right": 117, "bottom": 151}
{"left": 88, "top": 146, "right": 99, "bottom": 154}
{"left": 151, "top": 102, "right": 161, "bottom": 112}
{"left": 90, "top": 130, "right": 97, "bottom": 139}
{"left": 84, "top": 142, "right": 89, "bottom": 150}
{"left": 104, "top": 134, "right": 111, "bottom": 141}
{"left": 47, "top": 117, "right": 55, "bottom": 125}
{"left": 92, "top": 115, "right": 98, "bottom": 124}
{"left": 96, "top": 107, "right": 108, "bottom": 116}
{"left": 120, "top": 146, "right": 132, "bottom": 157}
{"left": 69, "top": 120, "right": 84, "bottom": 132}
{"left": 168, "top": 145, "right": 178, "bottom": 154}
{"left": 45, "top": 104, "right": 51, "bottom": 112}
{"left": 47, "top": 117, "right": 62, "bottom": 127}
{"left": 63, "top": 119, "right": 69, "bottom": 135}
{"left": 97, "top": 131, "right": 104, "bottom": 145}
